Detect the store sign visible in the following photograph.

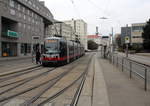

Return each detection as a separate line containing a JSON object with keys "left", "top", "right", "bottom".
{"left": 7, "top": 30, "right": 19, "bottom": 38}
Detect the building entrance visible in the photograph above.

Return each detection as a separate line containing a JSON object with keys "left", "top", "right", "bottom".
{"left": 2, "top": 42, "right": 17, "bottom": 57}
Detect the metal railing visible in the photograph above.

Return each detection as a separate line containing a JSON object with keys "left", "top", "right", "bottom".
{"left": 108, "top": 53, "right": 150, "bottom": 91}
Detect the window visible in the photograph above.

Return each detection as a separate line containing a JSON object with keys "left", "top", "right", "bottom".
{"left": 24, "top": 15, "right": 26, "bottom": 20}
{"left": 24, "top": 24, "right": 26, "bottom": 29}
{"left": 132, "top": 36, "right": 142, "bottom": 38}
{"left": 18, "top": 23, "right": 22, "bottom": 27}
{"left": 9, "top": 0, "right": 15, "bottom": 7}
{"left": 28, "top": 10, "right": 30, "bottom": 15}
{"left": 28, "top": 1, "right": 32, "bottom": 5}
{"left": 18, "top": 12, "right": 21, "bottom": 18}
{"left": 28, "top": 25, "right": 31, "bottom": 30}
{"left": 10, "top": 9, "right": 15, "bottom": 15}
{"left": 28, "top": 17, "right": 31, "bottom": 22}
{"left": 32, "top": 12, "right": 34, "bottom": 17}
{"left": 27, "top": 44, "right": 31, "bottom": 53}
{"left": 18, "top": 4, "right": 20, "bottom": 11}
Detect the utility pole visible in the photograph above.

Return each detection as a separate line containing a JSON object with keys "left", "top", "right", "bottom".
{"left": 125, "top": 24, "right": 129, "bottom": 57}
{"left": 111, "top": 27, "right": 114, "bottom": 53}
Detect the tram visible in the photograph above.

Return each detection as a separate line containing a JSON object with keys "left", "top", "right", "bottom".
{"left": 41, "top": 37, "right": 85, "bottom": 66}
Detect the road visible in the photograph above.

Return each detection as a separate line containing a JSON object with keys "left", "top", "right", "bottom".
{"left": 117, "top": 52, "right": 150, "bottom": 66}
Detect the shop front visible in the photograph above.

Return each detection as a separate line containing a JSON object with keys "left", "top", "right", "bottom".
{"left": 2, "top": 42, "right": 17, "bottom": 57}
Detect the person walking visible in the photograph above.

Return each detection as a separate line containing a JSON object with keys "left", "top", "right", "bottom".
{"left": 36, "top": 49, "right": 41, "bottom": 64}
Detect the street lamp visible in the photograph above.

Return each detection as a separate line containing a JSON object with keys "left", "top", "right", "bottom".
{"left": 99, "top": 17, "right": 108, "bottom": 19}
{"left": 99, "top": 17, "right": 108, "bottom": 58}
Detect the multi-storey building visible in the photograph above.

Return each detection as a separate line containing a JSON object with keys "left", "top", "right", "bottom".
{"left": 48, "top": 21, "right": 75, "bottom": 41}
{"left": 131, "top": 23, "right": 146, "bottom": 45}
{"left": 0, "top": 0, "right": 53, "bottom": 57}
{"left": 63, "top": 19, "right": 87, "bottom": 50}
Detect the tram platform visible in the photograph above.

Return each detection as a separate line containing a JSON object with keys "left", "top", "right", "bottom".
{"left": 79, "top": 53, "right": 150, "bottom": 106}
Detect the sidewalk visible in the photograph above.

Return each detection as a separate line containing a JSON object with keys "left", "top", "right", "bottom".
{"left": 96, "top": 54, "right": 150, "bottom": 106}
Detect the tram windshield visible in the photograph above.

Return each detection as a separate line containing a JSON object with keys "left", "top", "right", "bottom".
{"left": 45, "top": 39, "right": 59, "bottom": 54}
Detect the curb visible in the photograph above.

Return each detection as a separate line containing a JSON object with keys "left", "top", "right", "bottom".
{"left": 0, "top": 57, "right": 32, "bottom": 62}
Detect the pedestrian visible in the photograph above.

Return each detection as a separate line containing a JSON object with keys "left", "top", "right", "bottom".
{"left": 36, "top": 49, "right": 41, "bottom": 64}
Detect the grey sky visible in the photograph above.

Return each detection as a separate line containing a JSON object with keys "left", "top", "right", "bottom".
{"left": 43, "top": 0, "right": 150, "bottom": 35}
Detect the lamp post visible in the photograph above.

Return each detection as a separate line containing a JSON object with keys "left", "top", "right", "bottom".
{"left": 99, "top": 17, "right": 108, "bottom": 58}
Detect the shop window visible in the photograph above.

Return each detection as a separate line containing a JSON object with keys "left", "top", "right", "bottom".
{"left": 27, "top": 44, "right": 31, "bottom": 53}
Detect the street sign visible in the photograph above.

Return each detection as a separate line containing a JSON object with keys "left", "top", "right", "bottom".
{"left": 125, "top": 36, "right": 130, "bottom": 44}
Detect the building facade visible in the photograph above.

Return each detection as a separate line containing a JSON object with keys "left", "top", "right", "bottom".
{"left": 0, "top": 0, "right": 53, "bottom": 57}
{"left": 63, "top": 19, "right": 87, "bottom": 50}
{"left": 121, "top": 26, "right": 131, "bottom": 46}
{"left": 131, "top": 23, "right": 146, "bottom": 44}
{"left": 48, "top": 22, "right": 75, "bottom": 41}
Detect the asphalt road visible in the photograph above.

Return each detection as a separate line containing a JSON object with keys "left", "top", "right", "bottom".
{"left": 113, "top": 53, "right": 150, "bottom": 87}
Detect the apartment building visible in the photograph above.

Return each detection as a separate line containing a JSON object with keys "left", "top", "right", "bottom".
{"left": 0, "top": 0, "right": 53, "bottom": 57}
{"left": 48, "top": 22, "right": 75, "bottom": 41}
{"left": 131, "top": 23, "right": 146, "bottom": 44}
{"left": 63, "top": 19, "right": 87, "bottom": 50}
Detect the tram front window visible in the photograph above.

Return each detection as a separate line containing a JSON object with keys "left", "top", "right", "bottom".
{"left": 45, "top": 40, "right": 59, "bottom": 54}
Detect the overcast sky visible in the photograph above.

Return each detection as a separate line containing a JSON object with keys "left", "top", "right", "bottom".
{"left": 43, "top": 0, "right": 150, "bottom": 35}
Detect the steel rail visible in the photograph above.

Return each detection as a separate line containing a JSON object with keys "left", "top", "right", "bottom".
{"left": 0, "top": 66, "right": 43, "bottom": 82}
{"left": 70, "top": 54, "right": 93, "bottom": 106}
{"left": 0, "top": 55, "right": 84, "bottom": 103}
{"left": 21, "top": 58, "right": 83, "bottom": 106}
{"left": 38, "top": 71, "right": 87, "bottom": 106}
{"left": 0, "top": 68, "right": 56, "bottom": 95}
{"left": 0, "top": 65, "right": 41, "bottom": 78}
{"left": 38, "top": 54, "right": 94, "bottom": 106}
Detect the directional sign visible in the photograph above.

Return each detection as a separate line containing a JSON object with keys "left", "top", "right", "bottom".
{"left": 125, "top": 36, "right": 130, "bottom": 44}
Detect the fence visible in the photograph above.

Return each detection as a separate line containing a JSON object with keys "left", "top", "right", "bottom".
{"left": 108, "top": 53, "right": 150, "bottom": 91}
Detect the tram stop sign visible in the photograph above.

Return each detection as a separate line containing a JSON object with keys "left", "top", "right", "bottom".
{"left": 125, "top": 36, "right": 130, "bottom": 44}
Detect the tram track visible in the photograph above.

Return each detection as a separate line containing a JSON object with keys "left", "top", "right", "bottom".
{"left": 23, "top": 54, "right": 94, "bottom": 106}
{"left": 0, "top": 68, "right": 56, "bottom": 95}
{"left": 20, "top": 58, "right": 86, "bottom": 106}
{"left": 0, "top": 66, "right": 42, "bottom": 80}
{"left": 0, "top": 54, "right": 94, "bottom": 106}
{"left": 0, "top": 55, "right": 86, "bottom": 104}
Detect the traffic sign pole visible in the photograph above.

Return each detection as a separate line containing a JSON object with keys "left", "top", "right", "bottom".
{"left": 125, "top": 36, "right": 129, "bottom": 58}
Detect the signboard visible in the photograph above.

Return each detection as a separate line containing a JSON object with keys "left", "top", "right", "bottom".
{"left": 32, "top": 36, "right": 40, "bottom": 40}
{"left": 125, "top": 36, "right": 130, "bottom": 44}
{"left": 7, "top": 30, "right": 19, "bottom": 38}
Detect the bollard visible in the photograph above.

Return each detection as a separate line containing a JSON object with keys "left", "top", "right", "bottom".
{"left": 122, "top": 58, "right": 124, "bottom": 72}
{"left": 145, "top": 68, "right": 147, "bottom": 91}
{"left": 129, "top": 61, "right": 132, "bottom": 79}
{"left": 117, "top": 56, "right": 119, "bottom": 67}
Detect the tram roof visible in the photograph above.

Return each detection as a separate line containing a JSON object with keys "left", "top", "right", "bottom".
{"left": 45, "top": 36, "right": 64, "bottom": 40}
